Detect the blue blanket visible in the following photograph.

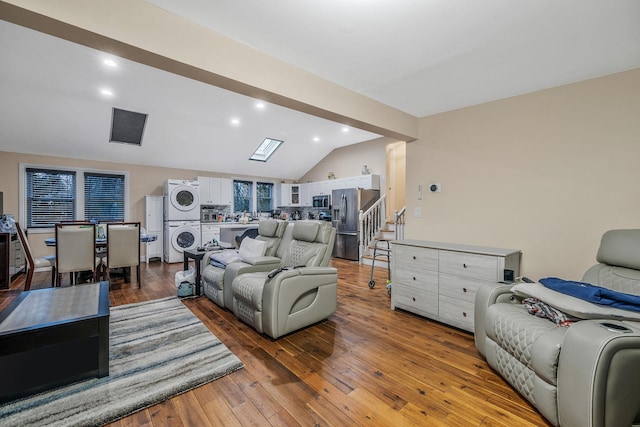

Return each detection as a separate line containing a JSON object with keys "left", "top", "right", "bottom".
{"left": 540, "top": 277, "right": 640, "bottom": 312}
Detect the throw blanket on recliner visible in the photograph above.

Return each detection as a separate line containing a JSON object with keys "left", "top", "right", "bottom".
{"left": 540, "top": 277, "right": 640, "bottom": 312}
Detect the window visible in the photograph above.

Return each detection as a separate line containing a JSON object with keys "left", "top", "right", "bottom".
{"left": 233, "top": 180, "right": 275, "bottom": 214}
{"left": 233, "top": 180, "right": 252, "bottom": 213}
{"left": 256, "top": 182, "right": 274, "bottom": 212}
{"left": 26, "top": 168, "right": 76, "bottom": 228}
{"left": 84, "top": 173, "right": 125, "bottom": 222}
{"left": 22, "top": 164, "right": 129, "bottom": 229}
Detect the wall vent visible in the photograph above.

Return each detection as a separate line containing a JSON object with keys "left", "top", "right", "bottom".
{"left": 110, "top": 108, "right": 147, "bottom": 146}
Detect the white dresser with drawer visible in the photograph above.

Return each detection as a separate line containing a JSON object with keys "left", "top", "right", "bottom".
{"left": 390, "top": 240, "right": 521, "bottom": 332}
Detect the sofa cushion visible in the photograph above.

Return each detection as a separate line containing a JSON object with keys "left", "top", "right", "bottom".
{"left": 238, "top": 237, "right": 267, "bottom": 262}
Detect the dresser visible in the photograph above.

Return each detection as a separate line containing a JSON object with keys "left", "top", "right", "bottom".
{"left": 390, "top": 240, "right": 521, "bottom": 332}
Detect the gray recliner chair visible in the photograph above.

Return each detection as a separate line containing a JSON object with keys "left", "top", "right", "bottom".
{"left": 475, "top": 229, "right": 640, "bottom": 427}
{"left": 231, "top": 220, "right": 337, "bottom": 339}
{"left": 202, "top": 219, "right": 288, "bottom": 308}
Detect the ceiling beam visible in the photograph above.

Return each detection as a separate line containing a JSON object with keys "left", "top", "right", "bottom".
{"left": 0, "top": 0, "right": 419, "bottom": 142}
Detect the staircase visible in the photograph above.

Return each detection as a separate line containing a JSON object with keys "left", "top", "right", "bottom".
{"left": 360, "top": 205, "right": 406, "bottom": 270}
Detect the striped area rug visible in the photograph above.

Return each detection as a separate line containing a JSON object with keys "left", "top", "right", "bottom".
{"left": 0, "top": 297, "right": 243, "bottom": 426}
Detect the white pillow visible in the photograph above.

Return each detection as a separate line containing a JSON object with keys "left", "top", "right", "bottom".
{"left": 238, "top": 237, "right": 267, "bottom": 262}
{"left": 511, "top": 282, "right": 640, "bottom": 321}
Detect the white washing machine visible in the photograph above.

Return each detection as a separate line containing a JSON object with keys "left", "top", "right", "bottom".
{"left": 164, "top": 179, "right": 200, "bottom": 221}
{"left": 164, "top": 220, "right": 201, "bottom": 263}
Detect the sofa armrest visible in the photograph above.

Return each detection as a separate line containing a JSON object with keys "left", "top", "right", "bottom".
{"left": 557, "top": 319, "right": 640, "bottom": 427}
{"left": 241, "top": 255, "right": 281, "bottom": 266}
{"left": 262, "top": 267, "right": 338, "bottom": 338}
{"left": 474, "top": 282, "right": 519, "bottom": 357}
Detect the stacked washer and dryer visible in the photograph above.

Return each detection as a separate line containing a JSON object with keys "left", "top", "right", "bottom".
{"left": 163, "top": 179, "right": 201, "bottom": 263}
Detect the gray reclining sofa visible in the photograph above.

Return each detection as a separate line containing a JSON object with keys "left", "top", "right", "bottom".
{"left": 475, "top": 229, "right": 640, "bottom": 427}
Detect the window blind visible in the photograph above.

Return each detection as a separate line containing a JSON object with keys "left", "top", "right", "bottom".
{"left": 26, "top": 168, "right": 76, "bottom": 227}
{"left": 84, "top": 172, "right": 125, "bottom": 222}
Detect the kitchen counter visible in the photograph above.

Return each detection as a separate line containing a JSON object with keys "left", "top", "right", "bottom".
{"left": 205, "top": 222, "right": 259, "bottom": 228}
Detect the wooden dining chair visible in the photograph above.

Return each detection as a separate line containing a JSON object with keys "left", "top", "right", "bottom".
{"left": 104, "top": 222, "right": 141, "bottom": 288}
{"left": 55, "top": 222, "right": 100, "bottom": 287}
{"left": 15, "top": 222, "right": 56, "bottom": 290}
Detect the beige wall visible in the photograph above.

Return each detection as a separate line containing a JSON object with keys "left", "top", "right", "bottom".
{"left": 300, "top": 137, "right": 392, "bottom": 189}
{"left": 0, "top": 151, "right": 274, "bottom": 258}
{"left": 406, "top": 68, "right": 640, "bottom": 280}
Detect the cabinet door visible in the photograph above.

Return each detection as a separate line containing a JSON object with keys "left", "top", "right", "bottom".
{"left": 211, "top": 178, "right": 233, "bottom": 205}
{"left": 145, "top": 196, "right": 164, "bottom": 232}
{"left": 279, "top": 184, "right": 291, "bottom": 206}
{"left": 300, "top": 184, "right": 312, "bottom": 206}
{"left": 197, "top": 176, "right": 212, "bottom": 205}
{"left": 290, "top": 185, "right": 300, "bottom": 205}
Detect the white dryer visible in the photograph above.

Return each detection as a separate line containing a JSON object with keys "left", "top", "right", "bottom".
{"left": 164, "top": 179, "right": 200, "bottom": 221}
{"left": 164, "top": 220, "right": 201, "bottom": 263}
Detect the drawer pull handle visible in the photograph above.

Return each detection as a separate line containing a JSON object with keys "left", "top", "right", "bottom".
{"left": 413, "top": 277, "right": 416, "bottom": 281}
{"left": 413, "top": 256, "right": 416, "bottom": 260}
{"left": 463, "top": 288, "right": 467, "bottom": 293}
{"left": 463, "top": 263, "right": 467, "bottom": 268}
{"left": 463, "top": 312, "right": 467, "bottom": 317}
{"left": 412, "top": 297, "right": 416, "bottom": 302}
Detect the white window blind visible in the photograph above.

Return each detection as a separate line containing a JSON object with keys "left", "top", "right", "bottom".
{"left": 84, "top": 172, "right": 125, "bottom": 222}
{"left": 26, "top": 168, "right": 76, "bottom": 228}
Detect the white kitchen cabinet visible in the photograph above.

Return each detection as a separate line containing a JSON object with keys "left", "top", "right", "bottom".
{"left": 278, "top": 183, "right": 305, "bottom": 206}
{"left": 197, "top": 176, "right": 214, "bottom": 205}
{"left": 144, "top": 195, "right": 164, "bottom": 263}
{"left": 201, "top": 224, "right": 221, "bottom": 245}
{"left": 391, "top": 240, "right": 521, "bottom": 332}
{"left": 197, "top": 176, "right": 232, "bottom": 205}
{"left": 213, "top": 178, "right": 233, "bottom": 205}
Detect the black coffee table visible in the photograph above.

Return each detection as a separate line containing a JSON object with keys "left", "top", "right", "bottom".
{"left": 0, "top": 282, "right": 110, "bottom": 402}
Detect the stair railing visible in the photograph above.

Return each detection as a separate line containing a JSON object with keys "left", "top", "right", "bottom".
{"left": 359, "top": 194, "right": 386, "bottom": 262}
{"left": 394, "top": 206, "right": 406, "bottom": 241}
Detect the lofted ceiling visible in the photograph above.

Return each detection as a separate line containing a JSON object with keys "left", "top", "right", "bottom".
{"left": 1, "top": 0, "right": 639, "bottom": 180}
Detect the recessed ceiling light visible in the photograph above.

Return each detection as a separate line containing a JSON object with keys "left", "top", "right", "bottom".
{"left": 342, "top": 127, "right": 349, "bottom": 133}
{"left": 230, "top": 118, "right": 240, "bottom": 125}
{"left": 255, "top": 102, "right": 265, "bottom": 109}
{"left": 103, "top": 59, "right": 117, "bottom": 67}
{"left": 100, "top": 88, "right": 113, "bottom": 96}
{"left": 313, "top": 137, "right": 320, "bottom": 142}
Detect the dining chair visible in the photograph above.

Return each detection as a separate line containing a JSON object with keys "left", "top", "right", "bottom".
{"left": 104, "top": 222, "right": 141, "bottom": 288}
{"left": 15, "top": 222, "right": 56, "bottom": 290}
{"left": 55, "top": 222, "right": 100, "bottom": 287}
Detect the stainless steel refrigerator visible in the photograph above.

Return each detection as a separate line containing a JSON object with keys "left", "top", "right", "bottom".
{"left": 332, "top": 188, "right": 380, "bottom": 260}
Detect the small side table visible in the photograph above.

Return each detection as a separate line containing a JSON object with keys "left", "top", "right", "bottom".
{"left": 183, "top": 249, "right": 206, "bottom": 296}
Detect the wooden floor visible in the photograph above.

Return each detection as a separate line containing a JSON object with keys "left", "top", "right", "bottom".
{"left": 1, "top": 260, "right": 552, "bottom": 426}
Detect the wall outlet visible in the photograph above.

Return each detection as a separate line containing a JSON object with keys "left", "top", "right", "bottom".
{"left": 414, "top": 207, "right": 422, "bottom": 218}
{"left": 418, "top": 184, "right": 423, "bottom": 200}
{"left": 429, "top": 183, "right": 441, "bottom": 193}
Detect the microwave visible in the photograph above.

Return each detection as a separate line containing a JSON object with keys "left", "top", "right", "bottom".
{"left": 312, "top": 195, "right": 331, "bottom": 208}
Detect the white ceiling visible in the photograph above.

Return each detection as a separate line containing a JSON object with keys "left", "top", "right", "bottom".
{"left": 1, "top": 1, "right": 639, "bottom": 180}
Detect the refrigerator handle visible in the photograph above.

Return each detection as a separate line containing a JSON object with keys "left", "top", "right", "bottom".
{"left": 341, "top": 193, "right": 346, "bottom": 223}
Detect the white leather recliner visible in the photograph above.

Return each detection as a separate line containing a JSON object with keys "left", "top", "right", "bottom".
{"left": 475, "top": 229, "right": 640, "bottom": 427}
{"left": 231, "top": 220, "right": 337, "bottom": 339}
{"left": 202, "top": 219, "right": 288, "bottom": 309}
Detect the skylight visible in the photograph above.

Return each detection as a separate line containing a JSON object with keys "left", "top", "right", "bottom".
{"left": 249, "top": 138, "right": 283, "bottom": 162}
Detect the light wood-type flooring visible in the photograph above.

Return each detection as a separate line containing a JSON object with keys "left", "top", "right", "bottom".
{"left": 1, "top": 259, "right": 551, "bottom": 426}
